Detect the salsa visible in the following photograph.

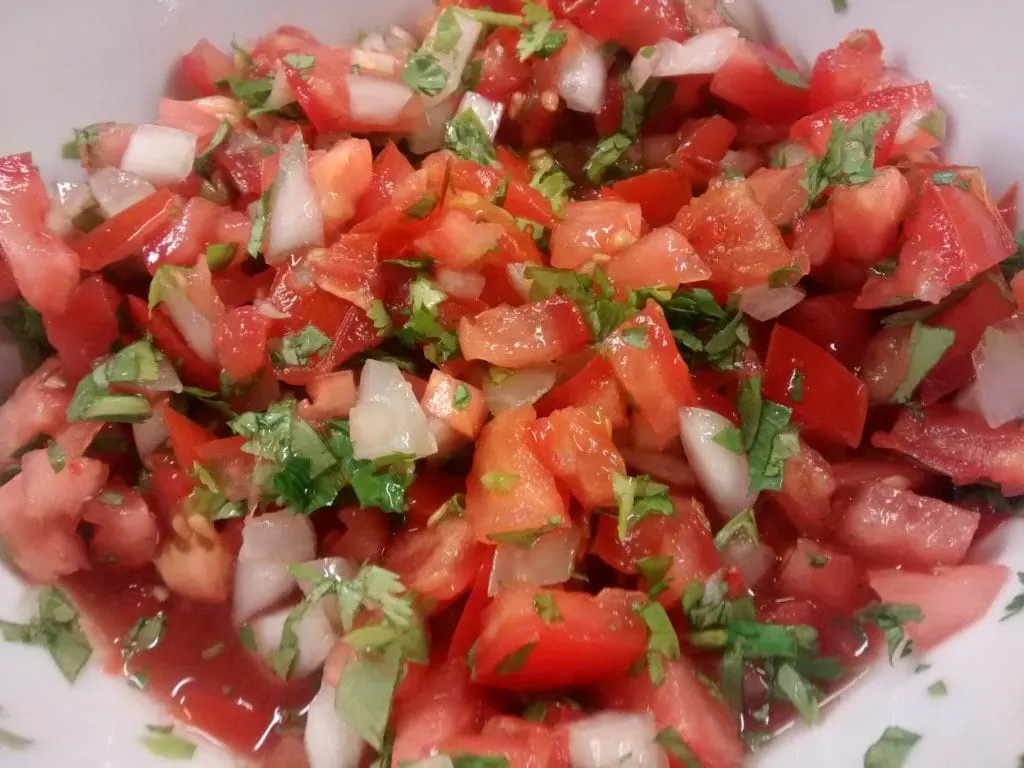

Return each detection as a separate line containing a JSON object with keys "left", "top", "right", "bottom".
{"left": 0, "top": 3, "right": 1020, "bottom": 767}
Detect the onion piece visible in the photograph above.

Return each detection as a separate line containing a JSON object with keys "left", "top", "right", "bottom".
{"left": 352, "top": 49, "right": 401, "bottom": 78}
{"left": 769, "top": 141, "right": 810, "bottom": 169}
{"left": 132, "top": 410, "right": 168, "bottom": 463}
{"left": 679, "top": 407, "right": 758, "bottom": 518}
{"left": 146, "top": 356, "right": 183, "bottom": 393}
{"left": 157, "top": 280, "right": 218, "bottom": 365}
{"left": 716, "top": 0, "right": 769, "bottom": 42}
{"left": 738, "top": 284, "right": 805, "bottom": 321}
{"left": 407, "top": 96, "right": 459, "bottom": 155}
{"left": 350, "top": 360, "right": 438, "bottom": 460}
{"left": 435, "top": 267, "right": 486, "bottom": 300}
{"left": 969, "top": 319, "right": 1024, "bottom": 427}
{"left": 120, "top": 124, "right": 197, "bottom": 186}
{"left": 417, "top": 13, "right": 483, "bottom": 107}
{"left": 232, "top": 512, "right": 317, "bottom": 626}
{"left": 559, "top": 36, "right": 607, "bottom": 114}
{"left": 295, "top": 557, "right": 357, "bottom": 630}
{"left": 55, "top": 181, "right": 95, "bottom": 218}
{"left": 386, "top": 26, "right": 419, "bottom": 55}
{"left": 266, "top": 136, "right": 325, "bottom": 264}
{"left": 506, "top": 262, "right": 534, "bottom": 301}
{"left": 359, "top": 31, "right": 389, "bottom": 53}
{"left": 264, "top": 69, "right": 297, "bottom": 111}
{"left": 456, "top": 91, "right": 505, "bottom": 142}
{"left": 254, "top": 298, "right": 290, "bottom": 320}
{"left": 88, "top": 167, "right": 156, "bottom": 219}
{"left": 345, "top": 74, "right": 415, "bottom": 126}
{"left": 630, "top": 28, "right": 740, "bottom": 90}
{"left": 719, "top": 533, "right": 774, "bottom": 588}
{"left": 304, "top": 679, "right": 366, "bottom": 768}
{"left": 567, "top": 711, "right": 667, "bottom": 768}
{"left": 250, "top": 601, "right": 336, "bottom": 678}
{"left": 488, "top": 526, "right": 581, "bottom": 596}
{"left": 482, "top": 364, "right": 557, "bottom": 414}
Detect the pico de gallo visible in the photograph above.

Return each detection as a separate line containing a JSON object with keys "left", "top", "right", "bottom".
{"left": 0, "top": 2, "right": 1020, "bottom": 766}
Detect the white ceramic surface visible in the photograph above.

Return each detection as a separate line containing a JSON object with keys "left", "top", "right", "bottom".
{"left": 2, "top": 0, "right": 1023, "bottom": 766}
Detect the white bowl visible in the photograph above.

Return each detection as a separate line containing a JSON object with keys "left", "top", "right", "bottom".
{"left": 2, "top": 0, "right": 1024, "bottom": 766}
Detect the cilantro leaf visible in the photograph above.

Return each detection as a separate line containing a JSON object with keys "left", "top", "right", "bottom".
{"left": 1001, "top": 572, "right": 1024, "bottom": 621}
{"left": 731, "top": 377, "right": 799, "bottom": 492}
{"left": 271, "top": 324, "right": 331, "bottom": 367}
{"left": 401, "top": 51, "right": 448, "bottom": 96}
{"left": 444, "top": 109, "right": 497, "bottom": 166}
{"left": 246, "top": 184, "right": 273, "bottom": 257}
{"left": 0, "top": 727, "right": 32, "bottom": 752}
{"left": 800, "top": 112, "right": 891, "bottom": 206}
{"left": 528, "top": 153, "right": 574, "bottom": 216}
{"left": 324, "top": 420, "right": 414, "bottom": 515}
{"left": 635, "top": 601, "right": 681, "bottom": 685}
{"left": 533, "top": 593, "right": 563, "bottom": 623}
{"left": 141, "top": 726, "right": 197, "bottom": 760}
{"left": 396, "top": 276, "right": 461, "bottom": 364}
{"left": 613, "top": 473, "right": 675, "bottom": 540}
{"left": 432, "top": 8, "right": 463, "bottom": 55}
{"left": 584, "top": 133, "right": 634, "bottom": 185}
{"left": 890, "top": 323, "right": 955, "bottom": 404}
{"left": 517, "top": 3, "right": 567, "bottom": 61}
{"left": 0, "top": 587, "right": 92, "bottom": 683}
{"left": 767, "top": 64, "right": 809, "bottom": 89}
{"left": 855, "top": 602, "right": 924, "bottom": 663}
{"left": 336, "top": 644, "right": 404, "bottom": 750}
{"left": 774, "top": 662, "right": 821, "bottom": 725}
{"left": 495, "top": 642, "right": 536, "bottom": 674}
{"left": 864, "top": 726, "right": 921, "bottom": 768}
{"left": 655, "top": 728, "right": 702, "bottom": 768}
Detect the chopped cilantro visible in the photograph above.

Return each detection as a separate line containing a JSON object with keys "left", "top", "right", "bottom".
{"left": 487, "top": 517, "right": 563, "bottom": 549}
{"left": 0, "top": 727, "right": 32, "bottom": 752}
{"left": 832, "top": 0, "right": 848, "bottom": 10}
{"left": 533, "top": 593, "right": 563, "bottom": 623}
{"left": 481, "top": 471, "right": 519, "bottom": 493}
{"left": 367, "top": 300, "right": 394, "bottom": 337}
{"left": 613, "top": 473, "right": 675, "bottom": 541}
{"left": 635, "top": 601, "right": 681, "bottom": 685}
{"left": 927, "top": 679, "right": 947, "bottom": 697}
{"left": 517, "top": 2, "right": 567, "bottom": 61}
{"left": 787, "top": 369, "right": 804, "bottom": 402}
{"left": 453, "top": 383, "right": 472, "bottom": 411}
{"left": 337, "top": 645, "right": 404, "bottom": 750}
{"left": 768, "top": 265, "right": 802, "bottom": 288}
{"left": 0, "top": 587, "right": 92, "bottom": 683}
{"left": 800, "top": 112, "right": 891, "bottom": 205}
{"left": 714, "top": 508, "right": 759, "bottom": 550}
{"left": 855, "top": 602, "right": 924, "bottom": 663}
{"left": 655, "top": 727, "right": 702, "bottom": 767}
{"left": 621, "top": 327, "right": 648, "bottom": 349}
{"left": 528, "top": 153, "right": 574, "bottom": 216}
{"left": 1001, "top": 571, "right": 1024, "bottom": 621}
{"left": 401, "top": 51, "right": 448, "bottom": 96}
{"left": 890, "top": 323, "right": 955, "bottom": 404}
{"left": 731, "top": 377, "right": 800, "bottom": 492}
{"left": 46, "top": 440, "right": 66, "bottom": 473}
{"left": 205, "top": 243, "right": 237, "bottom": 271}
{"left": 767, "top": 65, "right": 809, "bottom": 89}
{"left": 405, "top": 192, "right": 439, "bottom": 220}
{"left": 272, "top": 324, "right": 331, "bottom": 367}
{"left": 246, "top": 185, "right": 273, "bottom": 257}
{"left": 495, "top": 642, "right": 536, "bottom": 674}
{"left": 141, "top": 725, "right": 196, "bottom": 760}
{"left": 193, "top": 120, "right": 231, "bottom": 176}
{"left": 432, "top": 8, "right": 463, "bottom": 54}
{"left": 864, "top": 726, "right": 921, "bottom": 768}
{"left": 636, "top": 555, "right": 673, "bottom": 598}
{"left": 930, "top": 170, "right": 970, "bottom": 190}
{"left": 444, "top": 109, "right": 497, "bottom": 166}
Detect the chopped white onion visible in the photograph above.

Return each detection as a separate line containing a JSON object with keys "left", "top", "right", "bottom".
{"left": 482, "top": 364, "right": 557, "bottom": 414}
{"left": 567, "top": 711, "right": 668, "bottom": 768}
{"left": 44, "top": 201, "right": 73, "bottom": 238}
{"left": 359, "top": 31, "right": 389, "bottom": 53}
{"left": 232, "top": 512, "right": 316, "bottom": 626}
{"left": 435, "top": 267, "right": 486, "bottom": 300}
{"left": 768, "top": 141, "right": 810, "bottom": 169}
{"left": 716, "top": 0, "right": 769, "bottom": 42}
{"left": 350, "top": 360, "right": 438, "bottom": 460}
{"left": 144, "top": 356, "right": 183, "bottom": 393}
{"left": 254, "top": 298, "right": 290, "bottom": 319}
{"left": 506, "top": 262, "right": 534, "bottom": 301}
{"left": 559, "top": 36, "right": 607, "bottom": 114}
{"left": 304, "top": 679, "right": 366, "bottom": 768}
{"left": 266, "top": 136, "right": 325, "bottom": 264}
{"left": 264, "top": 69, "right": 297, "bottom": 111}
{"left": 159, "top": 279, "right": 218, "bottom": 365}
{"left": 345, "top": 74, "right": 415, "bottom": 126}
{"left": 456, "top": 91, "right": 505, "bottom": 142}
{"left": 295, "top": 557, "right": 357, "bottom": 630}
{"left": 88, "top": 167, "right": 156, "bottom": 219}
{"left": 120, "top": 124, "right": 197, "bottom": 186}
{"left": 719, "top": 534, "right": 774, "bottom": 588}
{"left": 738, "top": 284, "right": 806, "bottom": 322}
{"left": 418, "top": 13, "right": 483, "bottom": 107}
{"left": 407, "top": 97, "right": 458, "bottom": 155}
{"left": 969, "top": 320, "right": 1024, "bottom": 427}
{"left": 55, "top": 180, "right": 95, "bottom": 218}
{"left": 250, "top": 601, "right": 337, "bottom": 678}
{"left": 386, "top": 26, "right": 419, "bottom": 54}
{"left": 630, "top": 28, "right": 740, "bottom": 91}
{"left": 351, "top": 49, "right": 401, "bottom": 78}
{"left": 679, "top": 407, "right": 758, "bottom": 518}
{"left": 489, "top": 526, "right": 581, "bottom": 596}
{"left": 721, "top": 148, "right": 764, "bottom": 177}
{"left": 132, "top": 410, "right": 168, "bottom": 463}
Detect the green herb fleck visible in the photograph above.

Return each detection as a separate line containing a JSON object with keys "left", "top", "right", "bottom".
{"left": 890, "top": 323, "right": 955, "bottom": 404}
{"left": 864, "top": 726, "right": 921, "bottom": 768}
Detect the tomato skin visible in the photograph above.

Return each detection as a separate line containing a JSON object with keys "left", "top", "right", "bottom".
{"left": 42, "top": 276, "right": 122, "bottom": 381}
{"left": 459, "top": 297, "right": 592, "bottom": 368}
{"left": 997, "top": 182, "right": 1019, "bottom": 231}
{"left": 868, "top": 565, "right": 1009, "bottom": 652}
{"left": 127, "top": 296, "right": 221, "bottom": 391}
{"left": 596, "top": 655, "right": 744, "bottom": 768}
{"left": 746, "top": 166, "right": 809, "bottom": 227}
{"left": 790, "top": 207, "right": 835, "bottom": 268}
{"left": 472, "top": 586, "right": 648, "bottom": 692}
{"left": 550, "top": 199, "right": 643, "bottom": 271}
{"left": 353, "top": 141, "right": 415, "bottom": 224}
{"left": 310, "top": 137, "right": 374, "bottom": 237}
{"left": 465, "top": 407, "right": 567, "bottom": 541}
{"left": 530, "top": 406, "right": 626, "bottom": 509}
{"left": 449, "top": 556, "right": 494, "bottom": 660}
{"left": 322, "top": 507, "right": 390, "bottom": 565}
{"left": 382, "top": 517, "right": 484, "bottom": 607}
{"left": 76, "top": 190, "right": 181, "bottom": 272}
{"left": 161, "top": 403, "right": 216, "bottom": 472}
{"left": 534, "top": 355, "right": 628, "bottom": 430}
{"left": 763, "top": 324, "right": 868, "bottom": 448}
{"left": 780, "top": 290, "right": 870, "bottom": 370}
{"left": 829, "top": 167, "right": 910, "bottom": 263}
{"left": 674, "top": 181, "right": 805, "bottom": 291}
{"left": 213, "top": 305, "right": 271, "bottom": 381}
{"left": 776, "top": 539, "right": 861, "bottom": 612}
{"left": 710, "top": 41, "right": 810, "bottom": 122}
{"left": 857, "top": 180, "right": 1016, "bottom": 307}
{"left": 144, "top": 197, "right": 225, "bottom": 272}
{"left": 768, "top": 440, "right": 836, "bottom": 535}
{"left": 603, "top": 168, "right": 693, "bottom": 227}
{"left": 179, "top": 39, "right": 235, "bottom": 96}
{"left": 670, "top": 116, "right": 739, "bottom": 183}
{"left": 473, "top": 28, "right": 532, "bottom": 104}
{"left": 600, "top": 301, "right": 696, "bottom": 445}
{"left": 0, "top": 153, "right": 81, "bottom": 314}
{"left": 307, "top": 232, "right": 382, "bottom": 311}
{"left": 0, "top": 359, "right": 73, "bottom": 460}
{"left": 606, "top": 226, "right": 711, "bottom": 295}
{"left": 563, "top": 0, "right": 690, "bottom": 52}
{"left": 413, "top": 209, "right": 505, "bottom": 270}
{"left": 917, "top": 276, "right": 1017, "bottom": 404}
{"left": 837, "top": 481, "right": 980, "bottom": 569}
{"left": 808, "top": 29, "right": 885, "bottom": 111}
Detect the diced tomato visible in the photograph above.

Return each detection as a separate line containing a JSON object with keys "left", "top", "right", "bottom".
{"left": 307, "top": 232, "right": 382, "bottom": 310}
{"left": 829, "top": 167, "right": 910, "bottom": 263}
{"left": 670, "top": 116, "right": 739, "bottom": 183}
{"left": 143, "top": 197, "right": 224, "bottom": 271}
{"left": 459, "top": 297, "right": 591, "bottom": 368}
{"left": 530, "top": 406, "right": 626, "bottom": 509}
{"left": 561, "top": 0, "right": 689, "bottom": 52}
{"left": 674, "top": 181, "right": 805, "bottom": 291}
{"left": 808, "top": 30, "right": 886, "bottom": 111}
{"left": 858, "top": 325, "right": 911, "bottom": 405}
{"left": 157, "top": 98, "right": 225, "bottom": 147}
{"left": 600, "top": 301, "right": 696, "bottom": 445}
{"left": 763, "top": 324, "right": 868, "bottom": 447}
{"left": 918, "top": 276, "right": 1017, "bottom": 404}
{"left": 997, "top": 182, "right": 1019, "bottom": 232}
{"left": 776, "top": 539, "right": 861, "bottom": 612}
{"left": 127, "top": 296, "right": 221, "bottom": 391}
{"left": 353, "top": 141, "right": 415, "bottom": 224}
{"left": 768, "top": 440, "right": 836, "bottom": 535}
{"left": 42, "top": 276, "right": 122, "bottom": 381}
{"left": 872, "top": 405, "right": 1024, "bottom": 494}
{"left": 441, "top": 727, "right": 561, "bottom": 768}
{"left": 420, "top": 370, "right": 487, "bottom": 440}
{"left": 746, "top": 166, "right": 808, "bottom": 227}
{"left": 215, "top": 131, "right": 277, "bottom": 198}
{"left": 465, "top": 407, "right": 567, "bottom": 541}
{"left": 76, "top": 190, "right": 181, "bottom": 272}
{"left": 837, "top": 481, "right": 980, "bottom": 568}
{"left": 596, "top": 654, "right": 745, "bottom": 768}
{"left": 472, "top": 586, "right": 648, "bottom": 691}
{"left": 161, "top": 403, "right": 216, "bottom": 473}
{"left": 0, "top": 359, "right": 73, "bottom": 459}
{"left": 296, "top": 371, "right": 357, "bottom": 424}
{"left": 591, "top": 496, "right": 719, "bottom": 605}
{"left": 868, "top": 564, "right": 1009, "bottom": 651}
{"left": 309, "top": 137, "right": 374, "bottom": 237}
{"left": 383, "top": 517, "right": 483, "bottom": 607}
{"left": 414, "top": 209, "right": 505, "bottom": 270}
{"left": 0, "top": 153, "right": 81, "bottom": 314}
{"left": 710, "top": 41, "right": 810, "bottom": 122}
{"left": 790, "top": 207, "right": 835, "bottom": 268}
{"left": 606, "top": 226, "right": 710, "bottom": 294}
{"left": 322, "top": 507, "right": 390, "bottom": 566}
{"left": 213, "top": 305, "right": 271, "bottom": 381}
{"left": 449, "top": 557, "right": 494, "bottom": 661}
{"left": 534, "top": 355, "right": 628, "bottom": 430}
{"left": 473, "top": 27, "right": 533, "bottom": 105}
{"left": 831, "top": 456, "right": 938, "bottom": 495}
{"left": 549, "top": 199, "right": 642, "bottom": 271}
{"left": 179, "top": 39, "right": 236, "bottom": 96}
{"left": 780, "top": 290, "right": 870, "bottom": 370}
{"left": 80, "top": 482, "right": 159, "bottom": 570}
{"left": 603, "top": 168, "right": 693, "bottom": 227}
{"left": 618, "top": 446, "right": 698, "bottom": 490}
